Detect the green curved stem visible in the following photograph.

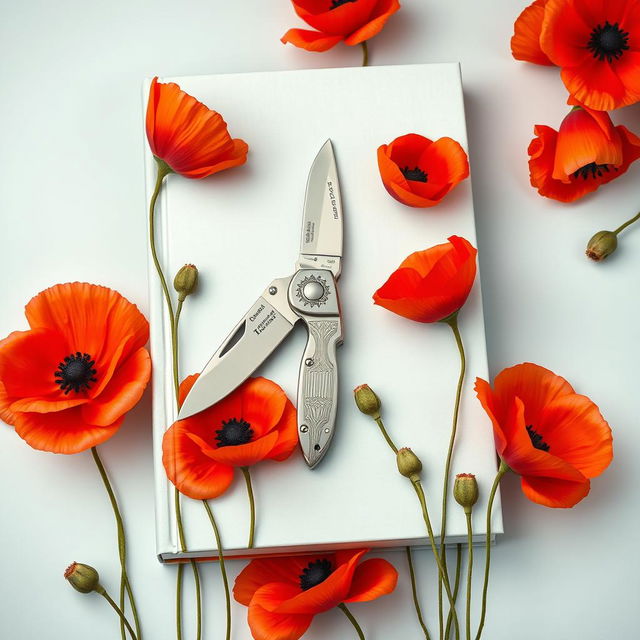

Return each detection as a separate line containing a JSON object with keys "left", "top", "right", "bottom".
{"left": 406, "top": 546, "right": 431, "bottom": 639}
{"left": 445, "top": 544, "right": 463, "bottom": 639}
{"left": 439, "top": 314, "right": 466, "bottom": 638}
{"left": 176, "top": 564, "right": 183, "bottom": 640}
{"left": 91, "top": 447, "right": 141, "bottom": 640}
{"left": 203, "top": 501, "right": 231, "bottom": 640}
{"left": 172, "top": 298, "right": 184, "bottom": 396}
{"left": 465, "top": 513, "right": 473, "bottom": 640}
{"left": 374, "top": 416, "right": 398, "bottom": 453}
{"left": 412, "top": 480, "right": 460, "bottom": 638}
{"left": 97, "top": 586, "right": 138, "bottom": 640}
{"left": 241, "top": 467, "right": 256, "bottom": 548}
{"left": 474, "top": 461, "right": 509, "bottom": 640}
{"left": 149, "top": 157, "right": 178, "bottom": 399}
{"left": 614, "top": 210, "right": 640, "bottom": 235}
{"left": 339, "top": 603, "right": 365, "bottom": 639}
{"left": 361, "top": 41, "right": 369, "bottom": 67}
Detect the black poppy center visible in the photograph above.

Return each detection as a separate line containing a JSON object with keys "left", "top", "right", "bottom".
{"left": 401, "top": 166, "right": 428, "bottom": 182}
{"left": 299, "top": 559, "right": 333, "bottom": 591}
{"left": 587, "top": 21, "right": 630, "bottom": 62}
{"left": 215, "top": 418, "right": 254, "bottom": 447}
{"left": 572, "top": 162, "right": 618, "bottom": 181}
{"left": 54, "top": 352, "right": 97, "bottom": 394}
{"left": 526, "top": 425, "right": 550, "bottom": 452}
{"left": 330, "top": 0, "right": 357, "bottom": 9}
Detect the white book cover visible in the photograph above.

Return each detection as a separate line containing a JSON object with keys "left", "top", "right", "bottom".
{"left": 144, "top": 63, "right": 502, "bottom": 562}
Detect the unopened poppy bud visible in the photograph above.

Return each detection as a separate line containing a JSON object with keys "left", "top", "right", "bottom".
{"left": 454, "top": 473, "right": 479, "bottom": 513}
{"left": 396, "top": 447, "right": 422, "bottom": 482}
{"left": 64, "top": 562, "right": 102, "bottom": 594}
{"left": 174, "top": 264, "right": 199, "bottom": 301}
{"left": 353, "top": 384, "right": 381, "bottom": 419}
{"left": 586, "top": 231, "right": 617, "bottom": 262}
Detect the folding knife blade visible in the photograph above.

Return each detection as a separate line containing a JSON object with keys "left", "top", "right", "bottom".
{"left": 177, "top": 278, "right": 299, "bottom": 420}
{"left": 297, "top": 139, "right": 343, "bottom": 278}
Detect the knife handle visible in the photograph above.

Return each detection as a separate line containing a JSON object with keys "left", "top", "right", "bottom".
{"left": 297, "top": 316, "right": 343, "bottom": 468}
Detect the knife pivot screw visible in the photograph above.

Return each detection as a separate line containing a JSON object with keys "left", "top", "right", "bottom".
{"left": 300, "top": 425, "right": 309, "bottom": 433}
{"left": 305, "top": 358, "right": 314, "bottom": 367}
{"left": 269, "top": 286, "right": 277, "bottom": 295}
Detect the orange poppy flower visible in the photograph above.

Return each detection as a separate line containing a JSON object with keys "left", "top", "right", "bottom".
{"left": 373, "top": 236, "right": 477, "bottom": 324}
{"left": 162, "top": 375, "right": 297, "bottom": 500}
{"left": 233, "top": 549, "right": 398, "bottom": 640}
{"left": 540, "top": 0, "right": 640, "bottom": 110}
{"left": 0, "top": 283, "right": 151, "bottom": 454}
{"left": 377, "top": 134, "right": 469, "bottom": 208}
{"left": 475, "top": 363, "right": 613, "bottom": 508}
{"left": 511, "top": 0, "right": 554, "bottom": 65}
{"left": 528, "top": 106, "right": 640, "bottom": 202}
{"left": 146, "top": 77, "right": 248, "bottom": 179}
{"left": 281, "top": 0, "right": 401, "bottom": 52}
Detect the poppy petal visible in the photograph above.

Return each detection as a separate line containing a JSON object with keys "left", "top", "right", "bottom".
{"left": 13, "top": 407, "right": 122, "bottom": 454}
{"left": 344, "top": 0, "right": 401, "bottom": 45}
{"left": 241, "top": 377, "right": 288, "bottom": 436}
{"left": 343, "top": 558, "right": 398, "bottom": 602}
{"left": 521, "top": 474, "right": 591, "bottom": 508}
{"left": 540, "top": 0, "right": 592, "bottom": 68}
{"left": 0, "top": 381, "right": 17, "bottom": 425}
{"left": 293, "top": 0, "right": 378, "bottom": 36}
{"left": 202, "top": 431, "right": 279, "bottom": 467}
{"left": 180, "top": 138, "right": 249, "bottom": 179}
{"left": 280, "top": 29, "right": 344, "bottom": 51}
{"left": 387, "top": 134, "right": 432, "bottom": 169}
{"left": 274, "top": 549, "right": 367, "bottom": 614}
{"left": 538, "top": 394, "right": 613, "bottom": 478}
{"left": 417, "top": 137, "right": 470, "bottom": 189}
{"left": 511, "top": 0, "right": 554, "bottom": 65}
{"left": 267, "top": 402, "right": 299, "bottom": 461}
{"left": 81, "top": 348, "right": 151, "bottom": 426}
{"left": 398, "top": 243, "right": 451, "bottom": 277}
{"left": 234, "top": 558, "right": 310, "bottom": 606}
{"left": 162, "top": 421, "right": 235, "bottom": 499}
{"left": 248, "top": 583, "right": 313, "bottom": 640}
{"left": 561, "top": 59, "right": 627, "bottom": 112}
{"left": 474, "top": 377, "right": 508, "bottom": 456}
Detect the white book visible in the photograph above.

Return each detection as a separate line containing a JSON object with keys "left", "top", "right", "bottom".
{"left": 144, "top": 63, "right": 502, "bottom": 562}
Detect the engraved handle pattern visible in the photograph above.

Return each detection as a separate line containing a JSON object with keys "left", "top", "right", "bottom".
{"left": 298, "top": 318, "right": 341, "bottom": 467}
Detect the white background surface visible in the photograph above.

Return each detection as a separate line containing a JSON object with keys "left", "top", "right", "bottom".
{"left": 0, "top": 1, "right": 638, "bottom": 639}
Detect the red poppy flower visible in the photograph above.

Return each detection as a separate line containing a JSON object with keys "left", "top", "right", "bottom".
{"left": 528, "top": 106, "right": 640, "bottom": 202}
{"left": 0, "top": 283, "right": 151, "bottom": 454}
{"left": 281, "top": 0, "right": 401, "bottom": 52}
{"left": 511, "top": 0, "right": 554, "bottom": 65}
{"left": 234, "top": 549, "right": 398, "bottom": 640}
{"left": 146, "top": 77, "right": 248, "bottom": 179}
{"left": 377, "top": 134, "right": 469, "bottom": 208}
{"left": 373, "top": 236, "right": 477, "bottom": 323}
{"left": 162, "top": 375, "right": 297, "bottom": 500}
{"left": 475, "top": 363, "right": 613, "bottom": 508}
{"left": 540, "top": 0, "right": 640, "bottom": 110}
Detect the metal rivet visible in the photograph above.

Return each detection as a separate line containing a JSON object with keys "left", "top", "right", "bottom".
{"left": 324, "top": 428, "right": 330, "bottom": 433}
{"left": 268, "top": 286, "right": 277, "bottom": 295}
{"left": 303, "top": 281, "right": 325, "bottom": 301}
{"left": 304, "top": 358, "right": 314, "bottom": 367}
{"left": 300, "top": 425, "right": 309, "bottom": 433}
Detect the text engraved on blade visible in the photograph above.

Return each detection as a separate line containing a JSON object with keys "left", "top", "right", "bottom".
{"left": 327, "top": 181, "right": 339, "bottom": 220}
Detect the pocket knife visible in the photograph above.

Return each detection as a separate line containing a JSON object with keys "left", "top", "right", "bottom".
{"left": 178, "top": 140, "right": 344, "bottom": 468}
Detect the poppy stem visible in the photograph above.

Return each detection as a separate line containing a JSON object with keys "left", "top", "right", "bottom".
{"left": 91, "top": 447, "right": 142, "bottom": 640}
{"left": 444, "top": 544, "right": 463, "bottom": 639}
{"left": 172, "top": 299, "right": 184, "bottom": 396}
{"left": 613, "top": 210, "right": 640, "bottom": 235}
{"left": 474, "top": 461, "right": 509, "bottom": 640}
{"left": 96, "top": 585, "right": 139, "bottom": 640}
{"left": 375, "top": 416, "right": 399, "bottom": 453}
{"left": 338, "top": 603, "right": 366, "bottom": 639}
{"left": 438, "top": 313, "right": 466, "bottom": 639}
{"left": 176, "top": 563, "right": 184, "bottom": 640}
{"left": 406, "top": 546, "right": 431, "bottom": 639}
{"left": 241, "top": 467, "right": 256, "bottom": 548}
{"left": 361, "top": 41, "right": 369, "bottom": 66}
{"left": 175, "top": 488, "right": 202, "bottom": 640}
{"left": 412, "top": 479, "right": 460, "bottom": 639}
{"left": 148, "top": 157, "right": 179, "bottom": 400}
{"left": 465, "top": 513, "right": 473, "bottom": 640}
{"left": 202, "top": 501, "right": 231, "bottom": 640}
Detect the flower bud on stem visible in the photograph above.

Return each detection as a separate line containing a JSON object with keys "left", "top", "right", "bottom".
{"left": 586, "top": 210, "right": 640, "bottom": 262}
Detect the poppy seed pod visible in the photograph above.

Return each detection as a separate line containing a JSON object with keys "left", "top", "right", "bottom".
{"left": 174, "top": 264, "right": 199, "bottom": 301}
{"left": 64, "top": 562, "right": 102, "bottom": 594}
{"left": 396, "top": 447, "right": 422, "bottom": 482}
{"left": 353, "top": 384, "right": 381, "bottom": 419}
{"left": 453, "top": 473, "right": 479, "bottom": 513}
{"left": 586, "top": 231, "right": 618, "bottom": 262}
